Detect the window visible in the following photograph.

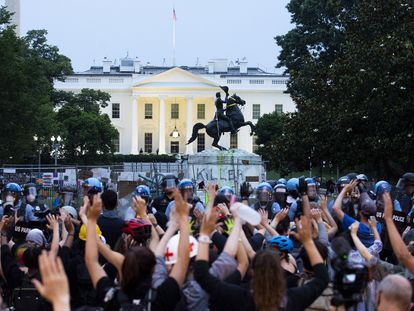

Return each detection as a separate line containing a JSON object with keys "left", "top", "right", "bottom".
{"left": 197, "top": 133, "right": 205, "bottom": 152}
{"left": 112, "top": 103, "right": 120, "bottom": 119}
{"left": 197, "top": 104, "right": 205, "bottom": 119}
{"left": 252, "top": 135, "right": 259, "bottom": 153}
{"left": 272, "top": 79, "right": 287, "bottom": 84}
{"left": 109, "top": 78, "right": 124, "bottom": 83}
{"left": 112, "top": 135, "right": 120, "bottom": 153}
{"left": 145, "top": 103, "right": 153, "bottom": 119}
{"left": 65, "top": 77, "right": 78, "bottom": 83}
{"left": 249, "top": 79, "right": 264, "bottom": 85}
{"left": 144, "top": 133, "right": 152, "bottom": 153}
{"left": 227, "top": 79, "right": 242, "bottom": 84}
{"left": 275, "top": 104, "right": 283, "bottom": 114}
{"left": 170, "top": 141, "right": 179, "bottom": 154}
{"left": 252, "top": 104, "right": 260, "bottom": 119}
{"left": 171, "top": 103, "right": 179, "bottom": 119}
{"left": 230, "top": 133, "right": 238, "bottom": 149}
{"left": 86, "top": 78, "right": 101, "bottom": 83}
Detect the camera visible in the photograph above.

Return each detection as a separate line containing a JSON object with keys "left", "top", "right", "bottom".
{"left": 33, "top": 209, "right": 60, "bottom": 219}
{"left": 331, "top": 237, "right": 369, "bottom": 307}
{"left": 331, "top": 261, "right": 368, "bottom": 307}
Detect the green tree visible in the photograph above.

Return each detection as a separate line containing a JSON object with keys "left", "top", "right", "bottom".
{"left": 256, "top": 111, "right": 312, "bottom": 174}
{"left": 0, "top": 6, "right": 72, "bottom": 163}
{"left": 274, "top": 0, "right": 414, "bottom": 178}
{"left": 54, "top": 89, "right": 118, "bottom": 164}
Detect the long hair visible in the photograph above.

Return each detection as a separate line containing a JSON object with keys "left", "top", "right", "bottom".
{"left": 120, "top": 246, "right": 156, "bottom": 295}
{"left": 251, "top": 250, "right": 286, "bottom": 311}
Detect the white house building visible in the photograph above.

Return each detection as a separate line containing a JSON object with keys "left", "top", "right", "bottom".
{"left": 55, "top": 57, "right": 294, "bottom": 155}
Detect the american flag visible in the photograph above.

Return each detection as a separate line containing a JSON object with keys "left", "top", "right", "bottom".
{"left": 173, "top": 8, "right": 177, "bottom": 22}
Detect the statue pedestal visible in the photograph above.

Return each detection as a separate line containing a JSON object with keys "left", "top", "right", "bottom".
{"left": 187, "top": 149, "right": 265, "bottom": 191}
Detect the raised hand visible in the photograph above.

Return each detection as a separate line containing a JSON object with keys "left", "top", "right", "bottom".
{"left": 343, "top": 179, "right": 359, "bottom": 194}
{"left": 259, "top": 209, "right": 269, "bottom": 226}
{"left": 200, "top": 207, "right": 219, "bottom": 236}
{"left": 193, "top": 207, "right": 204, "bottom": 223}
{"left": 275, "top": 208, "right": 289, "bottom": 223}
{"left": 46, "top": 214, "right": 59, "bottom": 231}
{"left": 217, "top": 203, "right": 230, "bottom": 217}
{"left": 32, "top": 251, "right": 70, "bottom": 311}
{"left": 207, "top": 182, "right": 217, "bottom": 202}
{"left": 87, "top": 194, "right": 102, "bottom": 221}
{"left": 311, "top": 209, "right": 322, "bottom": 223}
{"left": 0, "top": 215, "right": 14, "bottom": 234}
{"left": 172, "top": 188, "right": 190, "bottom": 219}
{"left": 319, "top": 195, "right": 328, "bottom": 210}
{"left": 383, "top": 192, "right": 393, "bottom": 221}
{"left": 292, "top": 216, "right": 312, "bottom": 244}
{"left": 64, "top": 215, "right": 75, "bottom": 234}
{"left": 133, "top": 195, "right": 147, "bottom": 218}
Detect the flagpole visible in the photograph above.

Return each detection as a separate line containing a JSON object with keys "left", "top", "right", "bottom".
{"left": 173, "top": 8, "right": 176, "bottom": 67}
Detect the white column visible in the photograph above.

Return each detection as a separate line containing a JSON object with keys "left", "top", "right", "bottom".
{"left": 130, "top": 97, "right": 139, "bottom": 154}
{"left": 186, "top": 97, "right": 194, "bottom": 154}
{"left": 159, "top": 96, "right": 166, "bottom": 154}
{"left": 5, "top": 0, "right": 20, "bottom": 36}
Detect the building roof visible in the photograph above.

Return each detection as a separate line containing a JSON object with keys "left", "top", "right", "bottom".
{"left": 73, "top": 65, "right": 287, "bottom": 78}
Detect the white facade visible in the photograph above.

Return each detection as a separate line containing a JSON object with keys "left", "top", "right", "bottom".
{"left": 55, "top": 58, "right": 294, "bottom": 155}
{"left": 5, "top": 0, "right": 21, "bottom": 36}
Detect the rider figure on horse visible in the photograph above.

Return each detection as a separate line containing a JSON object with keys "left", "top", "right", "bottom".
{"left": 215, "top": 86, "right": 237, "bottom": 134}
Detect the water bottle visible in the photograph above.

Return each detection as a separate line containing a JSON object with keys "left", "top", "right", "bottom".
{"left": 232, "top": 202, "right": 261, "bottom": 226}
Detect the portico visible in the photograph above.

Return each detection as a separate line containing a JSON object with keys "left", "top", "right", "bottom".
{"left": 130, "top": 67, "right": 218, "bottom": 155}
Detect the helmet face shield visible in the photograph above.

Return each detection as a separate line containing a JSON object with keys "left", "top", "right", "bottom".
{"left": 27, "top": 187, "right": 37, "bottom": 197}
{"left": 396, "top": 178, "right": 406, "bottom": 191}
{"left": 274, "top": 193, "right": 286, "bottom": 205}
{"left": 3, "top": 191, "right": 17, "bottom": 203}
{"left": 258, "top": 190, "right": 272, "bottom": 204}
{"left": 181, "top": 188, "right": 194, "bottom": 203}
{"left": 82, "top": 185, "right": 90, "bottom": 196}
{"left": 164, "top": 178, "right": 177, "bottom": 192}
{"left": 307, "top": 185, "right": 317, "bottom": 199}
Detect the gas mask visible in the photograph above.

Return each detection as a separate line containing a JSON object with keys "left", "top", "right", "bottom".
{"left": 258, "top": 190, "right": 272, "bottom": 208}
{"left": 6, "top": 195, "right": 14, "bottom": 203}
{"left": 3, "top": 193, "right": 16, "bottom": 208}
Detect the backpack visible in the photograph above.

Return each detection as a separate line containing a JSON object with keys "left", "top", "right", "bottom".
{"left": 104, "top": 287, "right": 157, "bottom": 311}
{"left": 11, "top": 273, "right": 49, "bottom": 311}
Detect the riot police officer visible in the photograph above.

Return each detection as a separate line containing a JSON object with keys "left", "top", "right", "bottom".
{"left": 151, "top": 174, "right": 179, "bottom": 229}
{"left": 0, "top": 182, "right": 22, "bottom": 218}
{"left": 20, "top": 183, "right": 48, "bottom": 222}
{"left": 251, "top": 182, "right": 280, "bottom": 219}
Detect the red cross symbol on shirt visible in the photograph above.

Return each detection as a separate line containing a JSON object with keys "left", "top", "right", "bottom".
{"left": 165, "top": 248, "right": 174, "bottom": 261}
{"left": 189, "top": 242, "right": 194, "bottom": 252}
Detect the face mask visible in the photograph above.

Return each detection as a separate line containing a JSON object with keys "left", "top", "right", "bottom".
{"left": 6, "top": 195, "right": 14, "bottom": 203}
{"left": 26, "top": 194, "right": 36, "bottom": 203}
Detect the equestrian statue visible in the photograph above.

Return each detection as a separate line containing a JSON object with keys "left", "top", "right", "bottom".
{"left": 186, "top": 86, "right": 256, "bottom": 151}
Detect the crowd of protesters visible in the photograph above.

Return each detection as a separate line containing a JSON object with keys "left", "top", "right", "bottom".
{"left": 0, "top": 171, "right": 413, "bottom": 311}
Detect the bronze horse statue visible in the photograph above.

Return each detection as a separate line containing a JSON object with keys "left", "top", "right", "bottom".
{"left": 187, "top": 94, "right": 256, "bottom": 150}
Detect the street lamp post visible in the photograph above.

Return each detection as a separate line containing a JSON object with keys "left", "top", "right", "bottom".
{"left": 33, "top": 134, "right": 41, "bottom": 179}
{"left": 51, "top": 135, "right": 62, "bottom": 172}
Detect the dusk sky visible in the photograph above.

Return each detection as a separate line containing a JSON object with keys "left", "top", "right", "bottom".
{"left": 5, "top": 0, "right": 293, "bottom": 73}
